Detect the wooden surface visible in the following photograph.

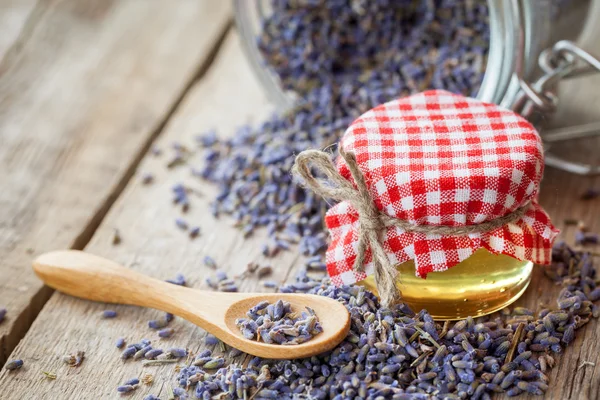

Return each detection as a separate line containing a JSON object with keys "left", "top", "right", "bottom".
{"left": 0, "top": 2, "right": 599, "bottom": 399}
{"left": 0, "top": 0, "right": 231, "bottom": 366}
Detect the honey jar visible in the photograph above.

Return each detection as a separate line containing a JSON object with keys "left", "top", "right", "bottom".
{"left": 359, "top": 249, "right": 532, "bottom": 320}
{"left": 293, "top": 90, "right": 558, "bottom": 320}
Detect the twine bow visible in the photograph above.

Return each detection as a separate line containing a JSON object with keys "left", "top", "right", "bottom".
{"left": 292, "top": 147, "right": 531, "bottom": 307}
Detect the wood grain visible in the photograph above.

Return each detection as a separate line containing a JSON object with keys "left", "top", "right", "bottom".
{"left": 0, "top": 0, "right": 231, "bottom": 366}
{"left": 0, "top": 31, "right": 284, "bottom": 399}
{"left": 2, "top": 10, "right": 600, "bottom": 400}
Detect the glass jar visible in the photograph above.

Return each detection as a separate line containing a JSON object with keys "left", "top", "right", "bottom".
{"left": 234, "top": 1, "right": 586, "bottom": 319}
{"left": 234, "top": 0, "right": 557, "bottom": 109}
{"left": 358, "top": 249, "right": 533, "bottom": 320}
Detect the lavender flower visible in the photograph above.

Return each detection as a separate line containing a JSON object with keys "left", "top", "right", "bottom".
{"left": 102, "top": 310, "right": 117, "bottom": 319}
{"left": 4, "top": 359, "right": 23, "bottom": 371}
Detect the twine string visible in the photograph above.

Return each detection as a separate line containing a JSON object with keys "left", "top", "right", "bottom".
{"left": 292, "top": 148, "right": 531, "bottom": 307}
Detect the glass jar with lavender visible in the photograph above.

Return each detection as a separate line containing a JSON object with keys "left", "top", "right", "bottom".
{"left": 236, "top": 0, "right": 600, "bottom": 174}
{"left": 234, "top": 1, "right": 595, "bottom": 319}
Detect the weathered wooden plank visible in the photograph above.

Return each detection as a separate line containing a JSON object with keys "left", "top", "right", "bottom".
{"left": 0, "top": 31, "right": 279, "bottom": 399}
{"left": 0, "top": 0, "right": 38, "bottom": 61}
{"left": 4, "top": 18, "right": 600, "bottom": 400}
{"left": 0, "top": 0, "right": 231, "bottom": 365}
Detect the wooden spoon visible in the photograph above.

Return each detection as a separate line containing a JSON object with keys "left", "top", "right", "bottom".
{"left": 32, "top": 250, "right": 350, "bottom": 359}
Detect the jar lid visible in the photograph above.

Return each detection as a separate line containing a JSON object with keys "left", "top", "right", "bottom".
{"left": 295, "top": 90, "right": 559, "bottom": 295}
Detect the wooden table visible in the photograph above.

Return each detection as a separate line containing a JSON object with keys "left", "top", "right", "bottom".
{"left": 0, "top": 1, "right": 599, "bottom": 398}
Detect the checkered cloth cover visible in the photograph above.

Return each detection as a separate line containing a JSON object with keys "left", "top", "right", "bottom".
{"left": 324, "top": 90, "right": 559, "bottom": 286}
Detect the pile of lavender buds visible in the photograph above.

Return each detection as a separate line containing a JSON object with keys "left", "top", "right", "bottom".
{"left": 198, "top": 0, "right": 490, "bottom": 257}
{"left": 168, "top": 242, "right": 598, "bottom": 400}
{"left": 235, "top": 300, "right": 323, "bottom": 345}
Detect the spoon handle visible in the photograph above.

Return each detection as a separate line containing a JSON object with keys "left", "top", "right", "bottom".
{"left": 32, "top": 250, "right": 234, "bottom": 321}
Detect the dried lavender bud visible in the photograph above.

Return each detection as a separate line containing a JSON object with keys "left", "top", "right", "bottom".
{"left": 115, "top": 337, "right": 126, "bottom": 349}
{"left": 141, "top": 173, "right": 154, "bottom": 185}
{"left": 121, "top": 346, "right": 136, "bottom": 360}
{"left": 143, "top": 395, "right": 160, "bottom": 400}
{"left": 148, "top": 319, "right": 168, "bottom": 330}
{"left": 203, "top": 357, "right": 225, "bottom": 369}
{"left": 134, "top": 345, "right": 153, "bottom": 360}
{"left": 102, "top": 310, "right": 117, "bottom": 319}
{"left": 257, "top": 265, "right": 273, "bottom": 278}
{"left": 168, "top": 348, "right": 187, "bottom": 358}
{"left": 262, "top": 280, "right": 279, "bottom": 289}
{"left": 175, "top": 218, "right": 188, "bottom": 230}
{"left": 189, "top": 226, "right": 201, "bottom": 238}
{"left": 204, "top": 334, "right": 219, "bottom": 346}
{"left": 516, "top": 380, "right": 544, "bottom": 395}
{"left": 145, "top": 349, "right": 164, "bottom": 360}
{"left": 172, "top": 387, "right": 187, "bottom": 398}
{"left": 166, "top": 274, "right": 186, "bottom": 286}
{"left": 203, "top": 256, "right": 217, "bottom": 269}
{"left": 158, "top": 328, "right": 175, "bottom": 338}
{"left": 236, "top": 300, "right": 322, "bottom": 345}
{"left": 4, "top": 359, "right": 23, "bottom": 371}
{"left": 117, "top": 385, "right": 138, "bottom": 393}
{"left": 124, "top": 378, "right": 140, "bottom": 386}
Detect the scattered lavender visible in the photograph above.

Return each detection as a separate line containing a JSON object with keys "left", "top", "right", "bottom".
{"left": 168, "top": 348, "right": 188, "bottom": 358}
{"left": 124, "top": 378, "right": 140, "bottom": 386}
{"left": 151, "top": 146, "right": 162, "bottom": 157}
{"left": 236, "top": 300, "right": 323, "bottom": 345}
{"left": 172, "top": 387, "right": 188, "bottom": 399}
{"left": 172, "top": 183, "right": 190, "bottom": 212}
{"left": 199, "top": 1, "right": 490, "bottom": 255}
{"left": 166, "top": 273, "right": 186, "bottom": 286}
{"left": 0, "top": 307, "right": 6, "bottom": 324}
{"left": 144, "top": 395, "right": 160, "bottom": 400}
{"left": 141, "top": 173, "right": 154, "bottom": 185}
{"left": 117, "top": 384, "right": 138, "bottom": 393}
{"left": 189, "top": 226, "right": 201, "bottom": 238}
{"left": 166, "top": 241, "right": 599, "bottom": 399}
{"left": 62, "top": 350, "right": 85, "bottom": 367}
{"left": 205, "top": 270, "right": 238, "bottom": 292}
{"left": 256, "top": 265, "right": 272, "bottom": 278}
{"left": 175, "top": 218, "right": 188, "bottom": 231}
{"left": 262, "top": 280, "right": 279, "bottom": 289}
{"left": 102, "top": 310, "right": 117, "bottom": 319}
{"left": 115, "top": 338, "right": 126, "bottom": 349}
{"left": 204, "top": 334, "right": 219, "bottom": 346}
{"left": 149, "top": 312, "right": 174, "bottom": 330}
{"left": 203, "top": 256, "right": 217, "bottom": 269}
{"left": 158, "top": 328, "right": 175, "bottom": 339}
{"left": 4, "top": 359, "right": 23, "bottom": 371}
{"left": 145, "top": 349, "right": 163, "bottom": 360}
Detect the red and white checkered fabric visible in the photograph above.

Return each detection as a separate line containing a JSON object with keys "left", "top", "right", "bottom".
{"left": 325, "top": 90, "right": 559, "bottom": 286}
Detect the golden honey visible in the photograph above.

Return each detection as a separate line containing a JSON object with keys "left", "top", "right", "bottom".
{"left": 358, "top": 248, "right": 532, "bottom": 320}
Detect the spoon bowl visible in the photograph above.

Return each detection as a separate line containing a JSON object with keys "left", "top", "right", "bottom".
{"left": 33, "top": 250, "right": 350, "bottom": 359}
